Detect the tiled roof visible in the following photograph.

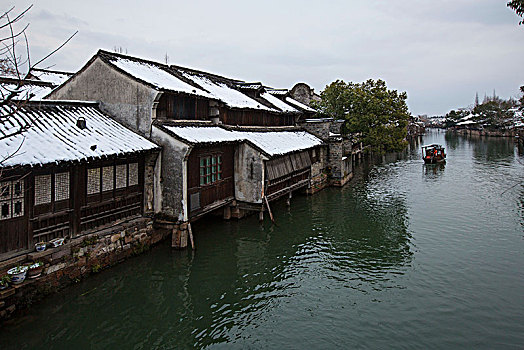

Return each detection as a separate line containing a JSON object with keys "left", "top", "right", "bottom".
{"left": 0, "top": 101, "right": 159, "bottom": 167}
{"left": 161, "top": 125, "right": 322, "bottom": 157}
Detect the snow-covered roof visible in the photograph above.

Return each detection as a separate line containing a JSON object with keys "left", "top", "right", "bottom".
{"left": 284, "top": 97, "right": 316, "bottom": 113}
{"left": 105, "top": 55, "right": 214, "bottom": 99}
{"left": 0, "top": 101, "right": 159, "bottom": 167}
{"left": 260, "top": 92, "right": 299, "bottom": 113}
{"left": 162, "top": 125, "right": 323, "bottom": 157}
{"left": 266, "top": 88, "right": 289, "bottom": 96}
{"left": 0, "top": 78, "right": 54, "bottom": 101}
{"left": 177, "top": 71, "right": 276, "bottom": 111}
{"left": 30, "top": 68, "right": 73, "bottom": 86}
{"left": 93, "top": 50, "right": 314, "bottom": 115}
{"left": 0, "top": 83, "right": 53, "bottom": 101}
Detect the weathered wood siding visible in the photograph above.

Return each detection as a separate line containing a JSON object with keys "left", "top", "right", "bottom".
{"left": 265, "top": 151, "right": 312, "bottom": 199}
{"left": 187, "top": 144, "right": 235, "bottom": 216}
{"left": 156, "top": 93, "right": 209, "bottom": 120}
{"left": 220, "top": 108, "right": 294, "bottom": 126}
{"left": 0, "top": 155, "right": 149, "bottom": 254}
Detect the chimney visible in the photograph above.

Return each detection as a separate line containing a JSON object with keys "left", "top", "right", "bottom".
{"left": 209, "top": 101, "right": 220, "bottom": 124}
{"left": 77, "top": 117, "right": 87, "bottom": 129}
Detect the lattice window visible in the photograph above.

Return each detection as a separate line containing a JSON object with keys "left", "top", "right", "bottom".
{"left": 0, "top": 181, "right": 10, "bottom": 200}
{"left": 129, "top": 162, "right": 138, "bottom": 186}
{"left": 87, "top": 168, "right": 100, "bottom": 195}
{"left": 0, "top": 178, "right": 25, "bottom": 220}
{"left": 102, "top": 166, "right": 114, "bottom": 192}
{"left": 12, "top": 199, "right": 24, "bottom": 218}
{"left": 12, "top": 180, "right": 23, "bottom": 198}
{"left": 199, "top": 155, "right": 222, "bottom": 186}
{"left": 0, "top": 200, "right": 10, "bottom": 220}
{"left": 116, "top": 164, "right": 127, "bottom": 189}
{"left": 55, "top": 172, "right": 70, "bottom": 201}
{"left": 35, "top": 174, "right": 52, "bottom": 205}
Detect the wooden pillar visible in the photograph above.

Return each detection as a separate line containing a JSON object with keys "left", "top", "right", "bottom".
{"left": 259, "top": 210, "right": 264, "bottom": 222}
{"left": 172, "top": 222, "right": 189, "bottom": 249}
{"left": 223, "top": 206, "right": 231, "bottom": 220}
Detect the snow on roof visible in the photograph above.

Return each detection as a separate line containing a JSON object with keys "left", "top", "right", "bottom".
{"left": 260, "top": 92, "right": 299, "bottom": 113}
{"left": 267, "top": 89, "right": 288, "bottom": 96}
{"left": 31, "top": 69, "right": 73, "bottom": 86}
{"left": 0, "top": 102, "right": 159, "bottom": 167}
{"left": 107, "top": 56, "right": 214, "bottom": 99}
{"left": 178, "top": 71, "right": 275, "bottom": 111}
{"left": 456, "top": 119, "right": 478, "bottom": 126}
{"left": 285, "top": 97, "right": 316, "bottom": 113}
{"left": 0, "top": 80, "right": 54, "bottom": 101}
{"left": 163, "top": 126, "right": 322, "bottom": 156}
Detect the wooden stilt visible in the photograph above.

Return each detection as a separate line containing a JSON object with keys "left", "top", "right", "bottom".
{"left": 188, "top": 223, "right": 195, "bottom": 250}
{"left": 259, "top": 210, "right": 264, "bottom": 222}
{"left": 264, "top": 196, "right": 275, "bottom": 224}
{"left": 286, "top": 191, "right": 292, "bottom": 206}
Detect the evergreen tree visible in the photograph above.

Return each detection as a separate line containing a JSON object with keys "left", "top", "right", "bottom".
{"left": 314, "top": 79, "right": 410, "bottom": 153}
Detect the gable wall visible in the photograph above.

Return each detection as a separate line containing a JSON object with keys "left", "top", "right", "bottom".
{"left": 49, "top": 57, "right": 158, "bottom": 137}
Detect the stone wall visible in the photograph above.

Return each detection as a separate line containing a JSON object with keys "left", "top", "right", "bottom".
{"left": 455, "top": 129, "right": 517, "bottom": 137}
{"left": 234, "top": 144, "right": 265, "bottom": 204}
{"left": 327, "top": 138, "right": 353, "bottom": 187}
{"left": 299, "top": 119, "right": 333, "bottom": 140}
{"left": 0, "top": 217, "right": 171, "bottom": 323}
{"left": 151, "top": 126, "right": 190, "bottom": 221}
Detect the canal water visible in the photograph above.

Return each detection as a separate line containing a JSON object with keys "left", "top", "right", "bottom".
{"left": 1, "top": 130, "right": 523, "bottom": 349}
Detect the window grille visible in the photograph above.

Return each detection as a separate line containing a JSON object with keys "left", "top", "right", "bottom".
{"left": 0, "top": 181, "right": 10, "bottom": 199}
{"left": 35, "top": 174, "right": 52, "bottom": 205}
{"left": 129, "top": 163, "right": 138, "bottom": 186}
{"left": 87, "top": 168, "right": 100, "bottom": 195}
{"left": 116, "top": 164, "right": 127, "bottom": 189}
{"left": 0, "top": 200, "right": 10, "bottom": 220}
{"left": 102, "top": 166, "right": 114, "bottom": 192}
{"left": 55, "top": 172, "right": 70, "bottom": 201}
{"left": 12, "top": 199, "right": 23, "bottom": 218}
{"left": 199, "top": 155, "right": 222, "bottom": 186}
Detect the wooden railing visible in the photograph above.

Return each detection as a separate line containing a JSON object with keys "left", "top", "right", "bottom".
{"left": 80, "top": 193, "right": 142, "bottom": 231}
{"left": 188, "top": 177, "right": 234, "bottom": 214}
{"left": 31, "top": 210, "right": 71, "bottom": 243}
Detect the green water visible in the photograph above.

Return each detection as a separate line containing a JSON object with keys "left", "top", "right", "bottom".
{"left": 1, "top": 130, "right": 523, "bottom": 349}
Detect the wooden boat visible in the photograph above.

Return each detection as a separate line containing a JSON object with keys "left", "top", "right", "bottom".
{"left": 422, "top": 144, "right": 446, "bottom": 164}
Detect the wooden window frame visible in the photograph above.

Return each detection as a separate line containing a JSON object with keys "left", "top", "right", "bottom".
{"left": 34, "top": 168, "right": 71, "bottom": 215}
{"left": 199, "top": 154, "right": 223, "bottom": 186}
{"left": 0, "top": 178, "right": 25, "bottom": 221}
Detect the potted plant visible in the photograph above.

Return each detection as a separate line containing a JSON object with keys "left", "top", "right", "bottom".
{"left": 27, "top": 261, "right": 44, "bottom": 278}
{"left": 7, "top": 265, "right": 29, "bottom": 284}
{"left": 35, "top": 241, "right": 46, "bottom": 252}
{"left": 0, "top": 275, "right": 10, "bottom": 290}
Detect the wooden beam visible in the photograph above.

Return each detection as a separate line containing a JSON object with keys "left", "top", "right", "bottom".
{"left": 188, "top": 223, "right": 195, "bottom": 250}
{"left": 264, "top": 196, "right": 275, "bottom": 224}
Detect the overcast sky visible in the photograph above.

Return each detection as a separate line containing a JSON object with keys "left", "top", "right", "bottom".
{"left": 7, "top": 0, "right": 524, "bottom": 116}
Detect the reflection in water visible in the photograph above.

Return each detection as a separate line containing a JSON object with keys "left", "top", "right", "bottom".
{"left": 423, "top": 162, "right": 446, "bottom": 178}
{"left": 1, "top": 129, "right": 523, "bottom": 349}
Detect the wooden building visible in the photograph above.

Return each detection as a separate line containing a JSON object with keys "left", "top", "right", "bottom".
{"left": 0, "top": 101, "right": 160, "bottom": 256}
{"left": 48, "top": 50, "right": 312, "bottom": 132}
{"left": 47, "top": 50, "right": 325, "bottom": 223}
{"left": 152, "top": 124, "right": 324, "bottom": 222}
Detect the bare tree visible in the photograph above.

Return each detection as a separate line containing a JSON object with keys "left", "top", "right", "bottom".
{"left": 0, "top": 5, "right": 77, "bottom": 166}
{"left": 507, "top": 0, "right": 524, "bottom": 25}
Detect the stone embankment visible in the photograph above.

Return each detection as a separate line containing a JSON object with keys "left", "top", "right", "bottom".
{"left": 0, "top": 217, "right": 170, "bottom": 322}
